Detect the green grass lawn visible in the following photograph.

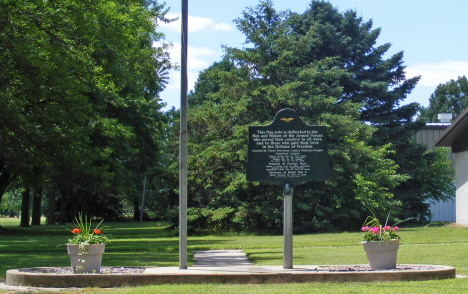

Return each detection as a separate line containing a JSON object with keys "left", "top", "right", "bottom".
{"left": 1, "top": 218, "right": 468, "bottom": 293}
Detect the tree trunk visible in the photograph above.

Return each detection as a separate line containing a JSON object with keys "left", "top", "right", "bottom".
{"left": 59, "top": 188, "right": 68, "bottom": 225}
{"left": 71, "top": 185, "right": 79, "bottom": 221}
{"left": 20, "top": 187, "right": 30, "bottom": 227}
{"left": 133, "top": 199, "right": 140, "bottom": 221}
{"left": 81, "top": 192, "right": 90, "bottom": 220}
{"left": 0, "top": 163, "right": 18, "bottom": 208}
{"left": 47, "top": 189, "right": 57, "bottom": 225}
{"left": 31, "top": 187, "right": 42, "bottom": 225}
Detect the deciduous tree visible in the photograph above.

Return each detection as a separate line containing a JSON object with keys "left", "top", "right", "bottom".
{"left": 419, "top": 76, "right": 468, "bottom": 122}
{"left": 0, "top": 0, "right": 173, "bottom": 223}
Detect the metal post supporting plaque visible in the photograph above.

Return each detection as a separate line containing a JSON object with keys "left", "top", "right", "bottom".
{"left": 246, "top": 109, "right": 330, "bottom": 270}
{"left": 283, "top": 183, "right": 293, "bottom": 269}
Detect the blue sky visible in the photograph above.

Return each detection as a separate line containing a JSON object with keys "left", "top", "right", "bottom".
{"left": 158, "top": 0, "right": 468, "bottom": 111}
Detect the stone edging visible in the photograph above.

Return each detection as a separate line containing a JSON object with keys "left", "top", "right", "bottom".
{"left": 6, "top": 265, "right": 456, "bottom": 288}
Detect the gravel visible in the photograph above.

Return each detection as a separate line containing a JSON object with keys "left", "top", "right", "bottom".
{"left": 18, "top": 265, "right": 442, "bottom": 275}
{"left": 317, "top": 265, "right": 440, "bottom": 272}
{"left": 19, "top": 267, "right": 145, "bottom": 275}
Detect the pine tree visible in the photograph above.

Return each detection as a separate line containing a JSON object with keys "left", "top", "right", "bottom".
{"left": 185, "top": 1, "right": 410, "bottom": 232}
{"left": 281, "top": 0, "right": 451, "bottom": 222}
{"left": 186, "top": 1, "right": 455, "bottom": 231}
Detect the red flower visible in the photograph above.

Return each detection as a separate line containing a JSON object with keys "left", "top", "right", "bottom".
{"left": 72, "top": 228, "right": 81, "bottom": 234}
{"left": 94, "top": 229, "right": 101, "bottom": 234}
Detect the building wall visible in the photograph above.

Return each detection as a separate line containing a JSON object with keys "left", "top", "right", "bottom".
{"left": 416, "top": 126, "right": 452, "bottom": 153}
{"left": 455, "top": 151, "right": 468, "bottom": 226}
{"left": 415, "top": 128, "right": 442, "bottom": 151}
{"left": 415, "top": 125, "right": 455, "bottom": 222}
{"left": 428, "top": 198, "right": 456, "bottom": 222}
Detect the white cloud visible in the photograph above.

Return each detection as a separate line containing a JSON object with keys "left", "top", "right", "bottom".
{"left": 167, "top": 42, "right": 223, "bottom": 70}
{"left": 406, "top": 61, "right": 468, "bottom": 87}
{"left": 162, "top": 41, "right": 223, "bottom": 94}
{"left": 165, "top": 70, "right": 199, "bottom": 92}
{"left": 160, "top": 13, "right": 235, "bottom": 33}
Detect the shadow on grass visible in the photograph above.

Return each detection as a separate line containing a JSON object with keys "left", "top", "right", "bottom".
{"left": 0, "top": 222, "right": 237, "bottom": 279}
{"left": 246, "top": 251, "right": 283, "bottom": 264}
{"left": 104, "top": 250, "right": 188, "bottom": 267}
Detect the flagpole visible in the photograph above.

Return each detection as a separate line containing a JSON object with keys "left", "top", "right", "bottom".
{"left": 179, "top": 0, "right": 188, "bottom": 269}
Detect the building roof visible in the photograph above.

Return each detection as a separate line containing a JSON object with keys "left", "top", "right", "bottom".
{"left": 424, "top": 122, "right": 451, "bottom": 130}
{"left": 435, "top": 107, "right": 468, "bottom": 153}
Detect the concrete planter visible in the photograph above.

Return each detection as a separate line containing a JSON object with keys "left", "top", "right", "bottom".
{"left": 67, "top": 244, "right": 105, "bottom": 274}
{"left": 362, "top": 240, "right": 399, "bottom": 270}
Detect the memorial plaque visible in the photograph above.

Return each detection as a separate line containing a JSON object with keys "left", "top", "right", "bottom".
{"left": 246, "top": 108, "right": 329, "bottom": 187}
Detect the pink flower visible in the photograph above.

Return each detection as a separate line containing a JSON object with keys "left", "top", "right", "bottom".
{"left": 393, "top": 226, "right": 399, "bottom": 232}
{"left": 370, "top": 227, "right": 380, "bottom": 234}
{"left": 361, "top": 226, "right": 369, "bottom": 232}
{"left": 383, "top": 226, "right": 391, "bottom": 231}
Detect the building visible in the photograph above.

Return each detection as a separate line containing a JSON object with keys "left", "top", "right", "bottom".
{"left": 435, "top": 108, "right": 468, "bottom": 225}
{"left": 415, "top": 121, "right": 455, "bottom": 222}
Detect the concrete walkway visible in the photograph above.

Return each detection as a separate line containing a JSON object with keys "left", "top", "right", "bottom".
{"left": 193, "top": 250, "right": 253, "bottom": 267}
